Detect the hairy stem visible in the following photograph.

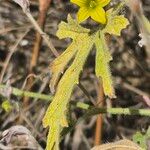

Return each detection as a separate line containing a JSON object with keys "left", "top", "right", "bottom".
{"left": 0, "top": 84, "right": 150, "bottom": 117}
{"left": 0, "top": 84, "right": 52, "bottom": 101}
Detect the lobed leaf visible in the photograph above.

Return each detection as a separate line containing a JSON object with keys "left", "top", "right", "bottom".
{"left": 43, "top": 15, "right": 95, "bottom": 150}
{"left": 56, "top": 14, "right": 90, "bottom": 40}
{"left": 104, "top": 9, "right": 129, "bottom": 36}
{"left": 50, "top": 15, "right": 90, "bottom": 93}
{"left": 43, "top": 11, "right": 129, "bottom": 149}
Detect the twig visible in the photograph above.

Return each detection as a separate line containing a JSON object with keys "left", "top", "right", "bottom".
{"left": 0, "top": 25, "right": 31, "bottom": 35}
{"left": 122, "top": 82, "right": 150, "bottom": 97}
{"left": 20, "top": 111, "right": 45, "bottom": 140}
{"left": 78, "top": 82, "right": 96, "bottom": 105}
{"left": 0, "top": 24, "right": 55, "bottom": 35}
{"left": 94, "top": 79, "right": 104, "bottom": 146}
{"left": 0, "top": 29, "right": 29, "bottom": 83}
{"left": 30, "top": 0, "right": 51, "bottom": 71}
{"left": 25, "top": 10, "right": 59, "bottom": 57}
{"left": 24, "top": 0, "right": 52, "bottom": 107}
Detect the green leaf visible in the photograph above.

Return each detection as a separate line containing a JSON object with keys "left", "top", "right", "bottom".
{"left": 43, "top": 15, "right": 95, "bottom": 150}
{"left": 103, "top": 9, "right": 129, "bottom": 36}
{"left": 50, "top": 14, "right": 90, "bottom": 93}
{"left": 49, "top": 42, "right": 78, "bottom": 93}
{"left": 1, "top": 100, "right": 12, "bottom": 112}
{"left": 43, "top": 11, "right": 129, "bottom": 149}
{"left": 95, "top": 31, "right": 115, "bottom": 98}
{"left": 133, "top": 127, "right": 150, "bottom": 149}
{"left": 133, "top": 132, "right": 147, "bottom": 149}
{"left": 56, "top": 14, "right": 90, "bottom": 40}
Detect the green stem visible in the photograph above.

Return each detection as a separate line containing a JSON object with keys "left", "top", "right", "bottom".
{"left": 0, "top": 84, "right": 150, "bottom": 116}
{"left": 0, "top": 84, "right": 52, "bottom": 101}
{"left": 84, "top": 107, "right": 150, "bottom": 117}
{"left": 61, "top": 104, "right": 150, "bottom": 138}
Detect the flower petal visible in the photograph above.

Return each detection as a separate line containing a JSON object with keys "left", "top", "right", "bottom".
{"left": 97, "top": 0, "right": 110, "bottom": 7}
{"left": 77, "top": 7, "right": 90, "bottom": 23}
{"left": 90, "top": 7, "right": 106, "bottom": 24}
{"left": 71, "top": 0, "right": 87, "bottom": 7}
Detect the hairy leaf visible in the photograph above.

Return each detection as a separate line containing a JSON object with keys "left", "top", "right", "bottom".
{"left": 49, "top": 43, "right": 77, "bottom": 93}
{"left": 104, "top": 9, "right": 129, "bottom": 36}
{"left": 43, "top": 11, "right": 129, "bottom": 149}
{"left": 95, "top": 32, "right": 115, "bottom": 98}
{"left": 43, "top": 15, "right": 94, "bottom": 150}
{"left": 50, "top": 15, "right": 90, "bottom": 93}
{"left": 56, "top": 15, "right": 90, "bottom": 40}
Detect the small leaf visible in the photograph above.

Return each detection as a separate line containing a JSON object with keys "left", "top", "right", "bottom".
{"left": 103, "top": 9, "right": 129, "bottom": 36}
{"left": 133, "top": 132, "right": 147, "bottom": 149}
{"left": 1, "top": 100, "right": 12, "bottom": 112}
{"left": 56, "top": 14, "right": 90, "bottom": 40}
{"left": 133, "top": 127, "right": 150, "bottom": 149}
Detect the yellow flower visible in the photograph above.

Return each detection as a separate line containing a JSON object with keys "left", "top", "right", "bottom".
{"left": 71, "top": 0, "right": 110, "bottom": 24}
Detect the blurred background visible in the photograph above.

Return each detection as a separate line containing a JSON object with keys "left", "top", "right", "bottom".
{"left": 0, "top": 0, "right": 150, "bottom": 149}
